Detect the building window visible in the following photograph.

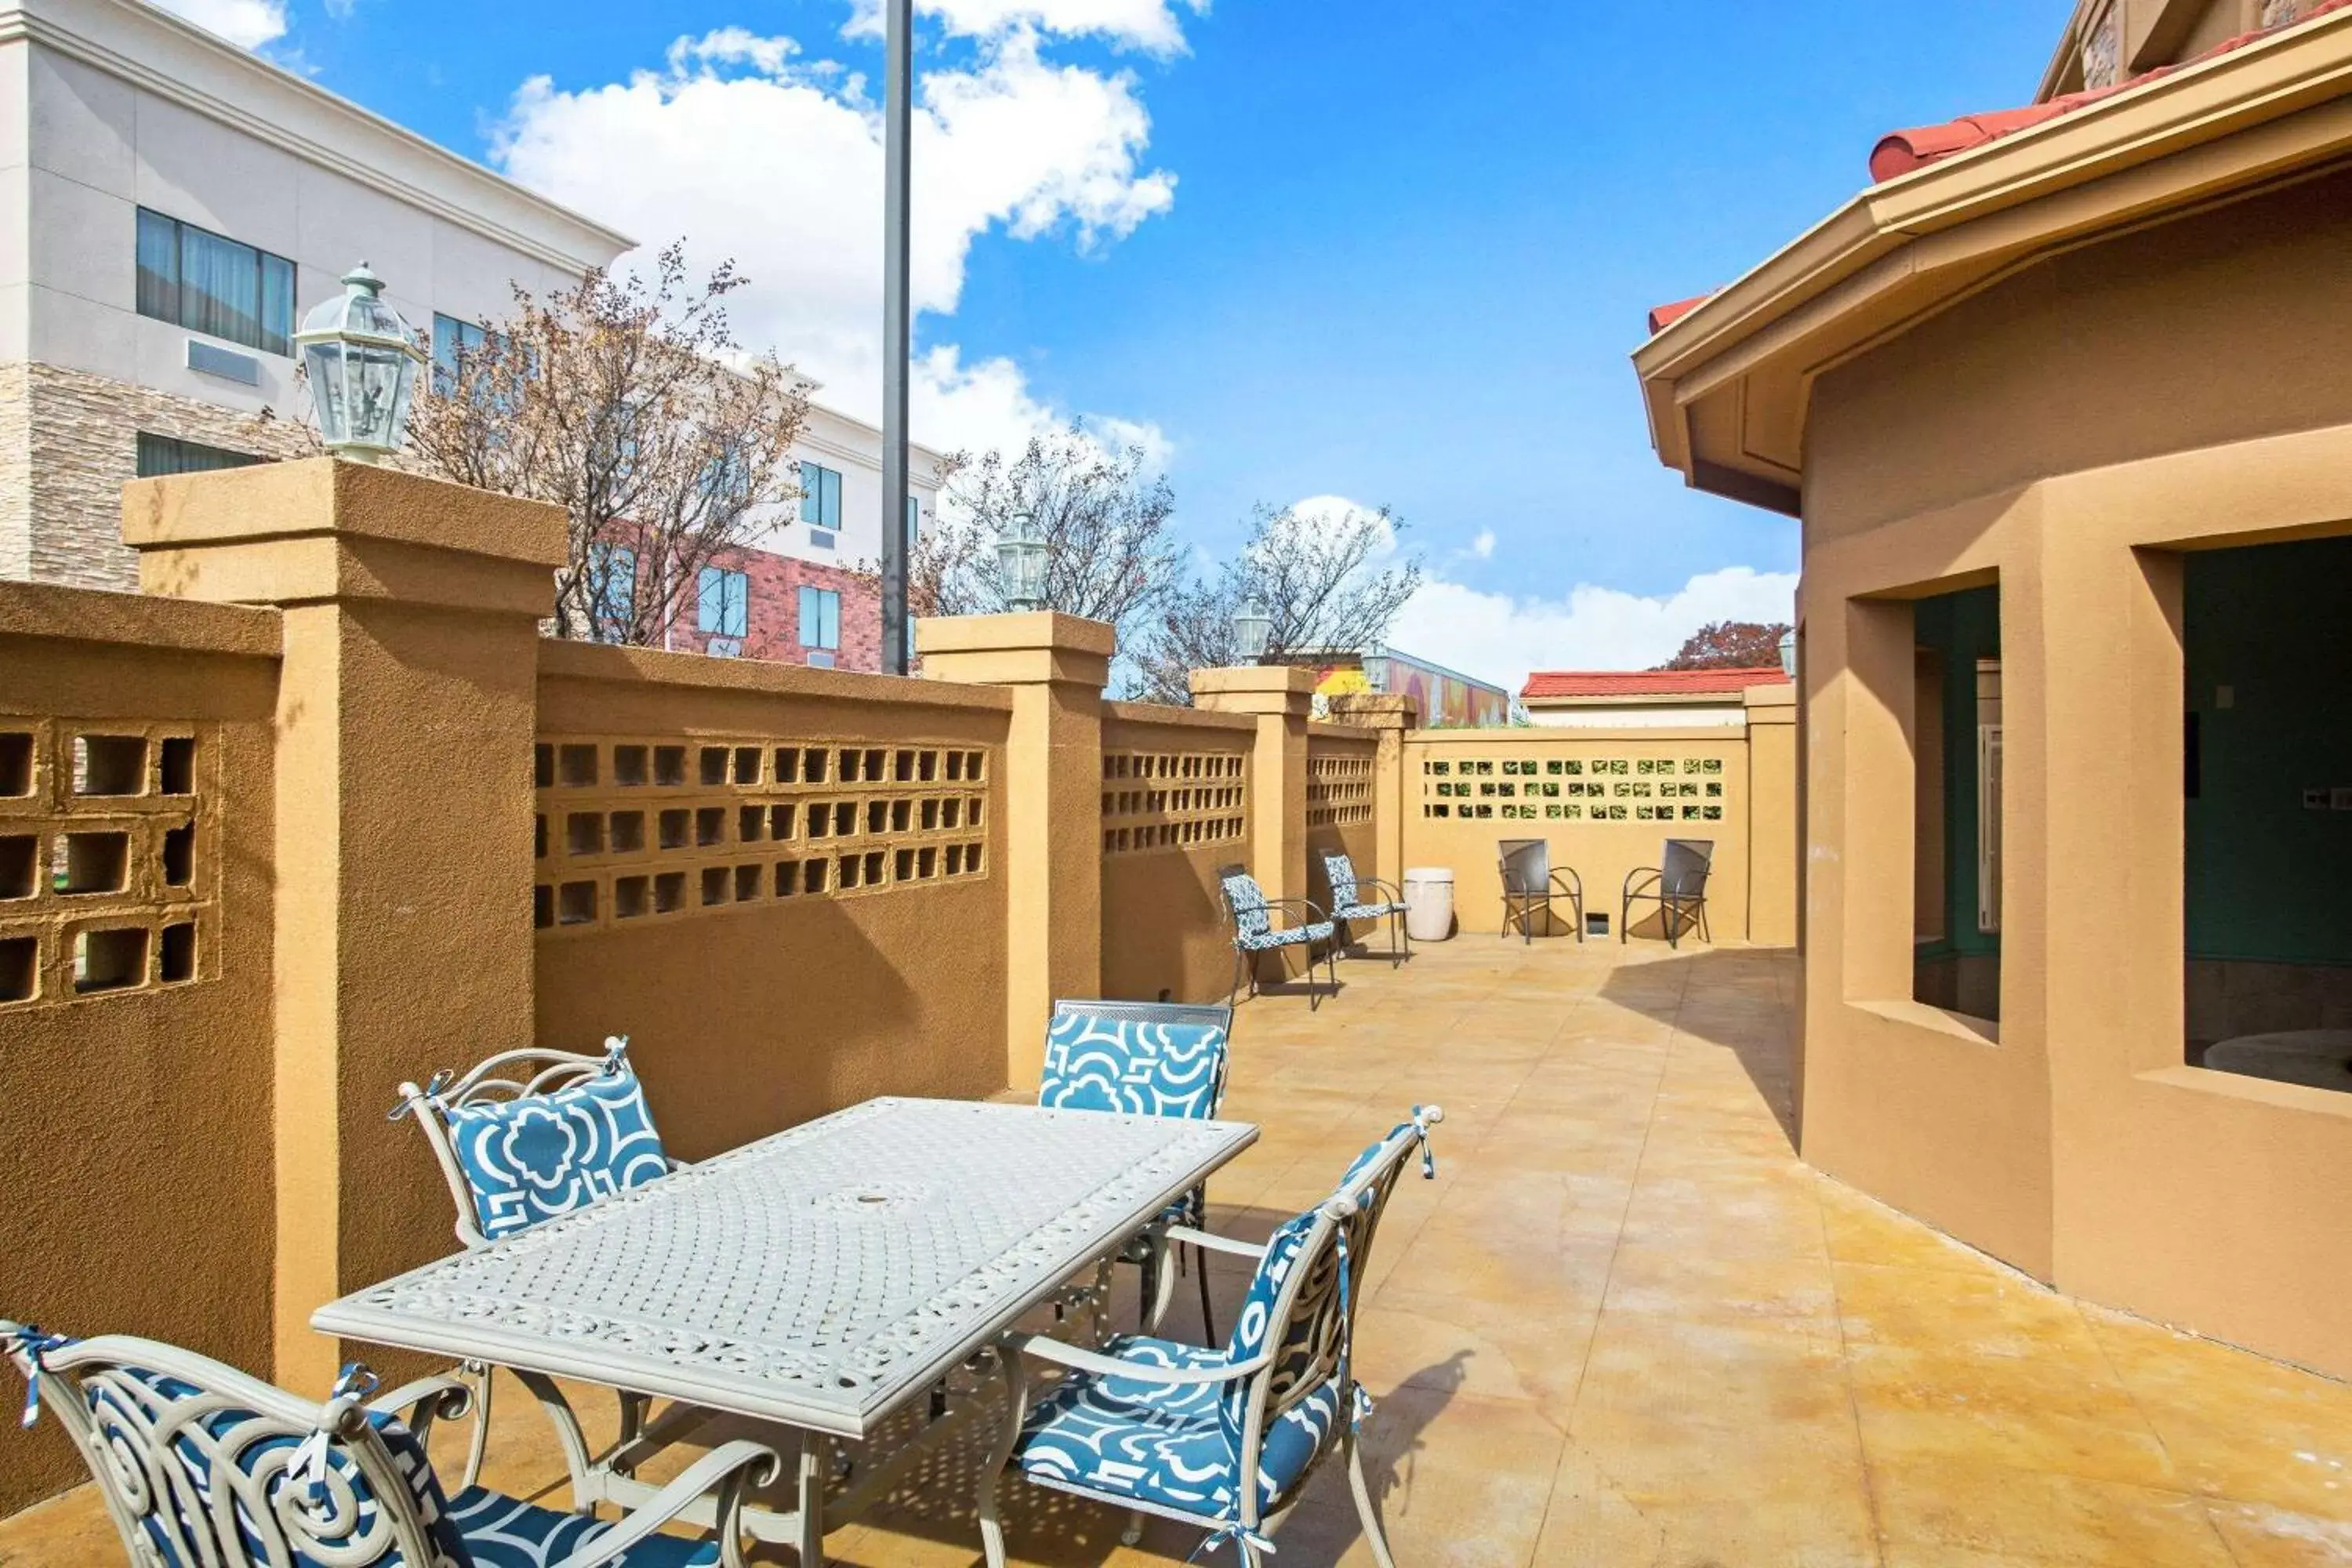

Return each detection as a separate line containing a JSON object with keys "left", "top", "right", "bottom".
{"left": 432, "top": 314, "right": 489, "bottom": 396}
{"left": 134, "top": 433, "right": 262, "bottom": 477}
{"left": 906, "top": 494, "right": 922, "bottom": 542}
{"left": 808, "top": 529, "right": 837, "bottom": 551}
{"left": 799, "top": 586, "right": 840, "bottom": 651}
{"left": 799, "top": 462, "right": 842, "bottom": 528}
{"left": 135, "top": 209, "right": 295, "bottom": 357}
{"left": 698, "top": 566, "right": 749, "bottom": 639}
{"left": 589, "top": 544, "right": 637, "bottom": 642}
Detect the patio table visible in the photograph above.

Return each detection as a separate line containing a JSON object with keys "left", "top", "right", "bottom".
{"left": 314, "top": 1095, "right": 1258, "bottom": 1556}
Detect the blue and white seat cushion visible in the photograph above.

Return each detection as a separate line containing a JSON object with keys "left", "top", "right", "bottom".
{"left": 445, "top": 1065, "right": 672, "bottom": 1241}
{"left": 1221, "top": 870, "right": 1334, "bottom": 950}
{"left": 1040, "top": 1014, "right": 1229, "bottom": 1120}
{"left": 1011, "top": 1213, "right": 1342, "bottom": 1519}
{"left": 1323, "top": 853, "right": 1406, "bottom": 922}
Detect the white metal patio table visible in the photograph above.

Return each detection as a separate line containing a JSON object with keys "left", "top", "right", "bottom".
{"left": 314, "top": 1095, "right": 1258, "bottom": 1559}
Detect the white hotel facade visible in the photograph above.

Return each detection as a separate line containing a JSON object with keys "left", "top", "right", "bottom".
{"left": 0, "top": 0, "right": 938, "bottom": 667}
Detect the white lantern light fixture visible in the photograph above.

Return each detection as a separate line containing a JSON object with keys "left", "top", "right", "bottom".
{"left": 295, "top": 262, "right": 426, "bottom": 463}
{"left": 1233, "top": 597, "right": 1273, "bottom": 662}
{"left": 996, "top": 508, "right": 1047, "bottom": 611}
{"left": 1363, "top": 638, "right": 1391, "bottom": 692}
{"left": 1778, "top": 627, "right": 1798, "bottom": 681}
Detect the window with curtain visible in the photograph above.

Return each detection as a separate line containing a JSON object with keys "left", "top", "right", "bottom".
{"left": 798, "top": 586, "right": 840, "bottom": 650}
{"left": 589, "top": 544, "right": 637, "bottom": 642}
{"left": 698, "top": 567, "right": 749, "bottom": 639}
{"left": 432, "top": 314, "right": 488, "bottom": 396}
{"left": 135, "top": 209, "right": 294, "bottom": 356}
{"left": 798, "top": 462, "right": 842, "bottom": 528}
{"left": 906, "top": 494, "right": 922, "bottom": 542}
{"left": 135, "top": 433, "right": 262, "bottom": 477}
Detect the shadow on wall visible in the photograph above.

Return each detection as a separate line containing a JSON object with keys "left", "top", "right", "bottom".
{"left": 1597, "top": 948, "right": 1799, "bottom": 1149}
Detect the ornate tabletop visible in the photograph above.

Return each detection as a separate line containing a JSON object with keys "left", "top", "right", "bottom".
{"left": 314, "top": 1097, "right": 1256, "bottom": 1437}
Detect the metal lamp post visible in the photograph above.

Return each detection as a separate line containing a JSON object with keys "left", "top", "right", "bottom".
{"left": 1233, "top": 597, "right": 1272, "bottom": 663}
{"left": 880, "top": 0, "right": 914, "bottom": 673}
{"left": 295, "top": 263, "right": 425, "bottom": 462}
{"left": 997, "top": 510, "right": 1047, "bottom": 611}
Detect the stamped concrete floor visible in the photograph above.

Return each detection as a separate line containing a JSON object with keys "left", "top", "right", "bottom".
{"left": 5, "top": 937, "right": 2351, "bottom": 1566}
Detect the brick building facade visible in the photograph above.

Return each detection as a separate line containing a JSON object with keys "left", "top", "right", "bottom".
{"left": 662, "top": 545, "right": 885, "bottom": 673}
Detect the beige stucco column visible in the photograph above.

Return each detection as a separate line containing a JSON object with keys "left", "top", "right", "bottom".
{"left": 918, "top": 612, "right": 1111, "bottom": 1090}
{"left": 123, "top": 458, "right": 564, "bottom": 1393}
{"left": 1191, "top": 666, "right": 1316, "bottom": 908}
{"left": 1325, "top": 691, "right": 1418, "bottom": 893}
{"left": 1744, "top": 683, "right": 1799, "bottom": 948}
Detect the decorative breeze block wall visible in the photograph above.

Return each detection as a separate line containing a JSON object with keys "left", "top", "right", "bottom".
{"left": 1420, "top": 753, "right": 1728, "bottom": 824}
{"left": 534, "top": 737, "right": 992, "bottom": 934}
{"left": 0, "top": 719, "right": 214, "bottom": 1008}
{"left": 1306, "top": 747, "right": 1375, "bottom": 829}
{"left": 1100, "top": 750, "right": 1247, "bottom": 855}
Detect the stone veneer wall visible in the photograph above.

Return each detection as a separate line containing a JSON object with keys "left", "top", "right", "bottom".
{"left": 2, "top": 364, "right": 311, "bottom": 591}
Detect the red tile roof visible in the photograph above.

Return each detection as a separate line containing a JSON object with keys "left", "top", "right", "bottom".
{"left": 1523, "top": 667, "right": 1790, "bottom": 700}
{"left": 1646, "top": 1, "right": 2350, "bottom": 333}
{"left": 1871, "top": 0, "right": 2352, "bottom": 182}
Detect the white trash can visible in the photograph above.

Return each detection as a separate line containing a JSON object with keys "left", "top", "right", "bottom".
{"left": 1402, "top": 867, "right": 1455, "bottom": 943}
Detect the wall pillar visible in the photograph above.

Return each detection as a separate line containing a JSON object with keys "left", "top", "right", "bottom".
{"left": 917, "top": 612, "right": 1110, "bottom": 1091}
{"left": 1326, "top": 691, "right": 1418, "bottom": 892}
{"left": 1744, "top": 683, "right": 1799, "bottom": 947}
{"left": 1190, "top": 666, "right": 1316, "bottom": 909}
{"left": 122, "top": 458, "right": 564, "bottom": 1393}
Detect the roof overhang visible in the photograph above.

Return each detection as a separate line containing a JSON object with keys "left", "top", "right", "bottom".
{"left": 1633, "top": 7, "right": 2352, "bottom": 516}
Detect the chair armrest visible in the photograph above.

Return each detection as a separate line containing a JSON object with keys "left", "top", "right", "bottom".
{"left": 366, "top": 1374, "right": 472, "bottom": 1447}
{"left": 546, "top": 1439, "right": 782, "bottom": 1568}
{"left": 1360, "top": 877, "right": 1410, "bottom": 904}
{"left": 1003, "top": 1332, "right": 1267, "bottom": 1385}
{"left": 1549, "top": 868, "right": 1582, "bottom": 899}
{"left": 1262, "top": 896, "right": 1330, "bottom": 924}
{"left": 1156, "top": 1224, "right": 1272, "bottom": 1261}
{"left": 1623, "top": 867, "right": 1661, "bottom": 897}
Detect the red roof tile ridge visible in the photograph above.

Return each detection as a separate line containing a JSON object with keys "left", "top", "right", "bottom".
{"left": 1522, "top": 666, "right": 1791, "bottom": 699}
{"left": 1870, "top": 0, "right": 2352, "bottom": 183}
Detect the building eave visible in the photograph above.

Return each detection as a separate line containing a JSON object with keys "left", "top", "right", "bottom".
{"left": 1632, "top": 7, "right": 2352, "bottom": 512}
{"left": 0, "top": 0, "right": 637, "bottom": 277}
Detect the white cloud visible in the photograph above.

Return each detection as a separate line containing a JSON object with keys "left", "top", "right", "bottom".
{"left": 1468, "top": 528, "right": 1496, "bottom": 560}
{"left": 843, "top": 0, "right": 1205, "bottom": 55}
{"left": 152, "top": 0, "right": 286, "bottom": 49}
{"left": 1388, "top": 566, "right": 1801, "bottom": 696}
{"left": 491, "top": 21, "right": 1172, "bottom": 462}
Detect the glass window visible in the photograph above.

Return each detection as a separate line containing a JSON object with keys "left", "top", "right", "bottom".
{"left": 798, "top": 586, "right": 840, "bottom": 651}
{"left": 135, "top": 432, "right": 262, "bottom": 477}
{"left": 798, "top": 462, "right": 841, "bottom": 528}
{"left": 432, "top": 314, "right": 489, "bottom": 397}
{"left": 698, "top": 566, "right": 749, "bottom": 638}
{"left": 590, "top": 544, "right": 637, "bottom": 642}
{"left": 133, "top": 209, "right": 296, "bottom": 356}
{"left": 906, "top": 494, "right": 921, "bottom": 542}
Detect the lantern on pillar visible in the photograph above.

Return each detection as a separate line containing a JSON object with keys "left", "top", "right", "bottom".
{"left": 295, "top": 263, "right": 426, "bottom": 463}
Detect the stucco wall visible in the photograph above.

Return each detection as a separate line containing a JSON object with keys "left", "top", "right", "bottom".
{"left": 0, "top": 583, "right": 279, "bottom": 1518}
{"left": 1098, "top": 703, "right": 1255, "bottom": 1005}
{"left": 1796, "top": 167, "right": 2352, "bottom": 1374}
{"left": 531, "top": 644, "right": 1014, "bottom": 1159}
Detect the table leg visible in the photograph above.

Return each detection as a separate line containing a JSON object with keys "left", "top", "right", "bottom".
{"left": 797, "top": 1433, "right": 829, "bottom": 1567}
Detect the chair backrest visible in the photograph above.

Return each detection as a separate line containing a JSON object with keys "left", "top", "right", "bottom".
{"left": 391, "top": 1039, "right": 672, "bottom": 1247}
{"left": 1040, "top": 1000, "right": 1234, "bottom": 1120}
{"left": 1, "top": 1323, "right": 471, "bottom": 1568}
{"left": 1218, "top": 866, "right": 1272, "bottom": 941}
{"left": 1320, "top": 851, "right": 1362, "bottom": 911}
{"left": 1497, "top": 837, "right": 1550, "bottom": 896}
{"left": 1218, "top": 1107, "right": 1443, "bottom": 1509}
{"left": 1661, "top": 838, "right": 1715, "bottom": 896}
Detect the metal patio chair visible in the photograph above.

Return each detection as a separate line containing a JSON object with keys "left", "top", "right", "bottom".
{"left": 0, "top": 1320, "right": 777, "bottom": 1568}
{"left": 1321, "top": 850, "right": 1411, "bottom": 969}
{"left": 1218, "top": 865, "right": 1338, "bottom": 1010}
{"left": 1040, "top": 998, "right": 1236, "bottom": 1339}
{"left": 1498, "top": 837, "right": 1583, "bottom": 943}
{"left": 1622, "top": 837, "right": 1715, "bottom": 948}
{"left": 977, "top": 1105, "right": 1444, "bottom": 1568}
{"left": 390, "top": 1036, "right": 683, "bottom": 1488}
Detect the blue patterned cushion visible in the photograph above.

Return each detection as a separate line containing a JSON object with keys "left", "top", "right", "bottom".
{"left": 1219, "top": 870, "right": 1272, "bottom": 941}
{"left": 1322, "top": 854, "right": 1362, "bottom": 912}
{"left": 1236, "top": 922, "right": 1332, "bottom": 951}
{"left": 446, "top": 1067, "right": 671, "bottom": 1241}
{"left": 448, "top": 1487, "right": 718, "bottom": 1567}
{"left": 1011, "top": 1334, "right": 1340, "bottom": 1519}
{"left": 1040, "top": 1014, "right": 1229, "bottom": 1120}
{"left": 1332, "top": 900, "right": 1406, "bottom": 921}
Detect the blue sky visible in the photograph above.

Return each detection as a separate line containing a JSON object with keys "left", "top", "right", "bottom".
{"left": 199, "top": 0, "right": 2065, "bottom": 683}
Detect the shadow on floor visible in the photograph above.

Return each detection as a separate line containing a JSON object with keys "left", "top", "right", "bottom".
{"left": 1597, "top": 946, "right": 1801, "bottom": 1149}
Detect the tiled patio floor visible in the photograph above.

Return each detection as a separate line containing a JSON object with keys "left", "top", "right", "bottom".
{"left": 7, "top": 937, "right": 2352, "bottom": 1565}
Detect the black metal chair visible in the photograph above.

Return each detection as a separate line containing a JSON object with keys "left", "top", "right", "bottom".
{"left": 1622, "top": 837, "right": 1714, "bottom": 948}
{"left": 1498, "top": 838, "right": 1582, "bottom": 943}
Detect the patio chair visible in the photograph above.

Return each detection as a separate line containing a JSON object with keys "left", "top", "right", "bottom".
{"left": 1321, "top": 851, "right": 1411, "bottom": 969}
{"left": 390, "top": 1036, "right": 682, "bottom": 1487}
{"left": 1622, "top": 838, "right": 1714, "bottom": 948}
{"left": 976, "top": 1105, "right": 1443, "bottom": 1568}
{"left": 0, "top": 1319, "right": 778, "bottom": 1568}
{"left": 1040, "top": 999, "right": 1236, "bottom": 1339}
{"left": 1498, "top": 837, "right": 1583, "bottom": 944}
{"left": 1218, "top": 866, "right": 1338, "bottom": 1011}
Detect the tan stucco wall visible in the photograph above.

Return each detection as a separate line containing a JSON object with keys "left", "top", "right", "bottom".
{"left": 534, "top": 644, "right": 1015, "bottom": 1158}
{"left": 0, "top": 584, "right": 280, "bottom": 1517}
{"left": 1098, "top": 704, "right": 1255, "bottom": 1005}
{"left": 1797, "top": 169, "right": 2352, "bottom": 1374}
